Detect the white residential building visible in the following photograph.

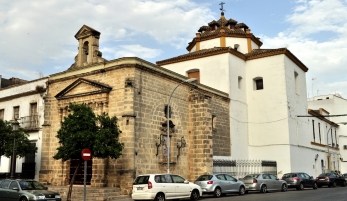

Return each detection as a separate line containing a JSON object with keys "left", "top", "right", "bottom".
{"left": 0, "top": 77, "right": 47, "bottom": 180}
{"left": 156, "top": 12, "right": 335, "bottom": 177}
{"left": 308, "top": 94, "right": 347, "bottom": 173}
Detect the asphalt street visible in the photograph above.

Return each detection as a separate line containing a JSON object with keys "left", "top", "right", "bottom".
{"left": 116, "top": 186, "right": 347, "bottom": 201}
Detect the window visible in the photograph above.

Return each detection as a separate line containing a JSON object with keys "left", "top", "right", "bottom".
{"left": 294, "top": 71, "right": 299, "bottom": 94}
{"left": 0, "top": 109, "right": 4, "bottom": 120}
{"left": 13, "top": 106, "right": 19, "bottom": 120}
{"left": 187, "top": 69, "right": 200, "bottom": 83}
{"left": 216, "top": 174, "right": 226, "bottom": 180}
{"left": 9, "top": 181, "right": 19, "bottom": 190}
{"left": 312, "top": 120, "right": 315, "bottom": 142}
{"left": 318, "top": 123, "right": 321, "bottom": 143}
{"left": 238, "top": 76, "right": 242, "bottom": 89}
{"left": 335, "top": 129, "right": 338, "bottom": 146}
{"left": 253, "top": 77, "right": 263, "bottom": 90}
{"left": 269, "top": 174, "right": 277, "bottom": 180}
{"left": 225, "top": 174, "right": 237, "bottom": 182}
{"left": 30, "top": 103, "right": 38, "bottom": 128}
{"left": 331, "top": 128, "right": 333, "bottom": 146}
{"left": 171, "top": 175, "right": 185, "bottom": 183}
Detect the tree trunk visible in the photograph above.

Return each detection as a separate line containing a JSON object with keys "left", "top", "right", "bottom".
{"left": 67, "top": 161, "right": 82, "bottom": 201}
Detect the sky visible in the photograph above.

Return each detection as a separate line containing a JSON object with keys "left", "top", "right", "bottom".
{"left": 1, "top": 0, "right": 347, "bottom": 98}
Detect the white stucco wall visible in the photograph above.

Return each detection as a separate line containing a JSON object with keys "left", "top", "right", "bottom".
{"left": 200, "top": 38, "right": 220, "bottom": 50}
{"left": 225, "top": 37, "right": 249, "bottom": 54}
{"left": 0, "top": 78, "right": 47, "bottom": 180}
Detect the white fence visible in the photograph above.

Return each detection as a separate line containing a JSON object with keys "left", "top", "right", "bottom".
{"left": 213, "top": 159, "right": 277, "bottom": 179}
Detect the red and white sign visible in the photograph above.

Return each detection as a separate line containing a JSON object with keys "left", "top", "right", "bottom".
{"left": 81, "top": 148, "right": 92, "bottom": 161}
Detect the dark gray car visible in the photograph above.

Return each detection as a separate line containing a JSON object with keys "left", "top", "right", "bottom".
{"left": 0, "top": 179, "right": 61, "bottom": 201}
{"left": 282, "top": 172, "right": 318, "bottom": 190}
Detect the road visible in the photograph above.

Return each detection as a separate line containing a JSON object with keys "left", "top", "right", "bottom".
{"left": 199, "top": 186, "right": 347, "bottom": 201}
{"left": 117, "top": 186, "right": 347, "bottom": 201}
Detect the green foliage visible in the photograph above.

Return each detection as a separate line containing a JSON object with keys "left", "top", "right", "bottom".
{"left": 53, "top": 103, "right": 123, "bottom": 162}
{"left": 0, "top": 119, "right": 37, "bottom": 157}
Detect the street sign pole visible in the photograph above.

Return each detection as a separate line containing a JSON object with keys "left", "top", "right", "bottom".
{"left": 81, "top": 148, "right": 92, "bottom": 201}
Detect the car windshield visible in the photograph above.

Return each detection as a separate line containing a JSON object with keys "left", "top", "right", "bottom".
{"left": 196, "top": 175, "right": 213, "bottom": 181}
{"left": 243, "top": 174, "right": 260, "bottom": 179}
{"left": 318, "top": 173, "right": 328, "bottom": 177}
{"left": 282, "top": 173, "right": 296, "bottom": 178}
{"left": 133, "top": 176, "right": 150, "bottom": 185}
{"left": 19, "top": 181, "right": 46, "bottom": 190}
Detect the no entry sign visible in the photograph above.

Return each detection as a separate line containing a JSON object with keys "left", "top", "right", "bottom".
{"left": 81, "top": 148, "right": 92, "bottom": 161}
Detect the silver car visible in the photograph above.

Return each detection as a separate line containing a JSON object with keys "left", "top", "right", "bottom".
{"left": 239, "top": 173, "right": 287, "bottom": 193}
{"left": 194, "top": 174, "right": 246, "bottom": 197}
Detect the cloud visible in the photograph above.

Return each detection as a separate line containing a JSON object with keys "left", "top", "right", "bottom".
{"left": 0, "top": 0, "right": 213, "bottom": 79}
{"left": 112, "top": 45, "right": 162, "bottom": 59}
{"left": 261, "top": 0, "right": 347, "bottom": 97}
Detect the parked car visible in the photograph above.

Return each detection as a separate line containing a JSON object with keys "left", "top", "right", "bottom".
{"left": 131, "top": 174, "right": 202, "bottom": 201}
{"left": 239, "top": 173, "right": 287, "bottom": 193}
{"left": 343, "top": 173, "right": 347, "bottom": 181}
{"left": 194, "top": 174, "right": 246, "bottom": 197}
{"left": 281, "top": 172, "right": 318, "bottom": 190}
{"left": 316, "top": 173, "right": 347, "bottom": 187}
{"left": 0, "top": 179, "right": 61, "bottom": 201}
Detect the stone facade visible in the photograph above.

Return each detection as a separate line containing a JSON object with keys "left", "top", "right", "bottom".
{"left": 39, "top": 25, "right": 230, "bottom": 194}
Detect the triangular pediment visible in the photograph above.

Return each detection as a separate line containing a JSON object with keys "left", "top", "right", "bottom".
{"left": 74, "top": 25, "right": 101, "bottom": 39}
{"left": 55, "top": 78, "right": 112, "bottom": 100}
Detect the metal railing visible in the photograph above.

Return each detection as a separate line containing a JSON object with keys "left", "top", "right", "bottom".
{"left": 213, "top": 159, "right": 277, "bottom": 178}
{"left": 21, "top": 115, "right": 40, "bottom": 129}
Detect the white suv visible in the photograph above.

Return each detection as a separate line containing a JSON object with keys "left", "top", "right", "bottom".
{"left": 131, "top": 174, "right": 202, "bottom": 201}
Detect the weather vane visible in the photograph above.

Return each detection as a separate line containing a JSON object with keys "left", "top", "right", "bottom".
{"left": 219, "top": 2, "right": 226, "bottom": 12}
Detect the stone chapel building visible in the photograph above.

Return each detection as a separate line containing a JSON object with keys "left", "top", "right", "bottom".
{"left": 39, "top": 25, "right": 231, "bottom": 194}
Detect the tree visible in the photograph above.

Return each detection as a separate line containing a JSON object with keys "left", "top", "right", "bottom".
{"left": 0, "top": 119, "right": 37, "bottom": 159}
{"left": 53, "top": 103, "right": 123, "bottom": 201}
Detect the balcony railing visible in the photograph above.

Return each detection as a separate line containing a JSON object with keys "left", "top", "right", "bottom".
{"left": 21, "top": 115, "right": 40, "bottom": 130}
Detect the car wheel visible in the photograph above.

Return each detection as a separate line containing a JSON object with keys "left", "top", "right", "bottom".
{"left": 190, "top": 189, "right": 199, "bottom": 201}
{"left": 313, "top": 182, "right": 318, "bottom": 189}
{"left": 332, "top": 181, "right": 337, "bottom": 187}
{"left": 213, "top": 187, "right": 222, "bottom": 198}
{"left": 296, "top": 183, "right": 304, "bottom": 190}
{"left": 20, "top": 197, "right": 28, "bottom": 201}
{"left": 155, "top": 193, "right": 165, "bottom": 201}
{"left": 260, "top": 185, "right": 267, "bottom": 193}
{"left": 239, "top": 186, "right": 245, "bottom": 195}
{"left": 281, "top": 183, "right": 287, "bottom": 192}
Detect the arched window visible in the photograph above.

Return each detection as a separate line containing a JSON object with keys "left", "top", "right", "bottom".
{"left": 187, "top": 69, "right": 200, "bottom": 83}
{"left": 253, "top": 77, "right": 263, "bottom": 90}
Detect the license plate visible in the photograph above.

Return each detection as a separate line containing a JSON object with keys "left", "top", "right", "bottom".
{"left": 137, "top": 187, "right": 144, "bottom": 190}
{"left": 245, "top": 185, "right": 249, "bottom": 188}
{"left": 319, "top": 179, "right": 325, "bottom": 180}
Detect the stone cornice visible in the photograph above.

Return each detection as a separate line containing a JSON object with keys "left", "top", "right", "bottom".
{"left": 55, "top": 78, "right": 112, "bottom": 100}
{"left": 48, "top": 57, "right": 229, "bottom": 101}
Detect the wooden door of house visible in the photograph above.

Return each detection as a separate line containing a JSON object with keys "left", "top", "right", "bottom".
{"left": 69, "top": 157, "right": 92, "bottom": 185}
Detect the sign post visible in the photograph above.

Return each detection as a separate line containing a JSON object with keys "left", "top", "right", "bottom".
{"left": 81, "top": 148, "right": 92, "bottom": 201}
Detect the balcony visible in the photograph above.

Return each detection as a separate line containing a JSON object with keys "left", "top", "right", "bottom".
{"left": 21, "top": 115, "right": 40, "bottom": 131}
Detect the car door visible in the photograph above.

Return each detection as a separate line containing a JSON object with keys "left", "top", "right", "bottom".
{"left": 262, "top": 174, "right": 272, "bottom": 189}
{"left": 269, "top": 174, "right": 280, "bottom": 190}
{"left": 162, "top": 175, "right": 176, "bottom": 199}
{"left": 224, "top": 174, "right": 239, "bottom": 193}
{"left": 302, "top": 173, "right": 313, "bottom": 187}
{"left": 7, "top": 181, "right": 20, "bottom": 201}
{"left": 171, "top": 175, "right": 190, "bottom": 198}
{"left": 0, "top": 180, "right": 11, "bottom": 201}
{"left": 215, "top": 174, "right": 227, "bottom": 193}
